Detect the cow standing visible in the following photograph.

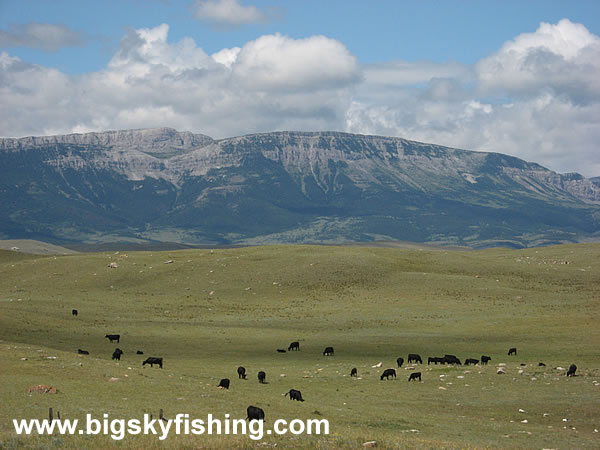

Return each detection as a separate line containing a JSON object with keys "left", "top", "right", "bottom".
{"left": 237, "top": 366, "right": 247, "bottom": 379}
{"left": 408, "top": 353, "right": 422, "bottom": 364}
{"left": 72, "top": 309, "right": 78, "bottom": 316}
{"left": 105, "top": 334, "right": 120, "bottom": 343}
{"left": 323, "top": 347, "right": 334, "bottom": 356}
{"left": 288, "top": 341, "right": 300, "bottom": 351}
{"left": 258, "top": 371, "right": 266, "bottom": 384}
{"left": 508, "top": 347, "right": 517, "bottom": 356}
{"left": 218, "top": 378, "right": 230, "bottom": 389}
{"left": 112, "top": 348, "right": 123, "bottom": 360}
{"left": 464, "top": 358, "right": 479, "bottom": 366}
{"left": 380, "top": 368, "right": 396, "bottom": 380}
{"left": 566, "top": 364, "right": 577, "bottom": 377}
{"left": 285, "top": 389, "right": 304, "bottom": 401}
{"left": 350, "top": 368, "right": 357, "bottom": 377}
{"left": 396, "top": 357, "right": 404, "bottom": 368}
{"left": 408, "top": 372, "right": 422, "bottom": 382}
{"left": 246, "top": 406, "right": 265, "bottom": 421}
{"left": 481, "top": 355, "right": 491, "bottom": 365}
{"left": 142, "top": 357, "right": 163, "bottom": 368}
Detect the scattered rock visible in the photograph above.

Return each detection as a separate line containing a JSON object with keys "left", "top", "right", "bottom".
{"left": 164, "top": 260, "right": 173, "bottom": 264}
{"left": 362, "top": 441, "right": 377, "bottom": 447}
{"left": 108, "top": 262, "right": 119, "bottom": 268}
{"left": 26, "top": 385, "right": 58, "bottom": 394}
{"left": 497, "top": 368, "right": 505, "bottom": 374}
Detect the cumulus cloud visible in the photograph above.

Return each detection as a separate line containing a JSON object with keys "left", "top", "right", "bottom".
{"left": 346, "top": 19, "right": 600, "bottom": 177}
{"left": 0, "top": 23, "right": 84, "bottom": 52}
{"left": 0, "top": 19, "right": 598, "bottom": 177}
{"left": 0, "top": 24, "right": 360, "bottom": 140}
{"left": 190, "top": 0, "right": 277, "bottom": 26}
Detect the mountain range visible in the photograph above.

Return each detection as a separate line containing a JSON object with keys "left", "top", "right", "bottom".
{"left": 1, "top": 127, "right": 599, "bottom": 248}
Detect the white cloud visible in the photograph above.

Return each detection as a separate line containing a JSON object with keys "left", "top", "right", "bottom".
{"left": 0, "top": 19, "right": 598, "bottom": 177}
{"left": 191, "top": 0, "right": 273, "bottom": 26}
{"left": 345, "top": 19, "right": 600, "bottom": 177}
{"left": 0, "top": 23, "right": 84, "bottom": 52}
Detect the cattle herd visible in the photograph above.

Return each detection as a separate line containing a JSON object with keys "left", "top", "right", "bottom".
{"left": 72, "top": 309, "right": 579, "bottom": 424}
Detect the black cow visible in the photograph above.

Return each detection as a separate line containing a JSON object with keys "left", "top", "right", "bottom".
{"left": 464, "top": 358, "right": 479, "bottom": 366}
{"left": 72, "top": 309, "right": 78, "bottom": 316}
{"left": 408, "top": 353, "right": 422, "bottom": 364}
{"left": 258, "top": 371, "right": 266, "bottom": 384}
{"left": 350, "top": 367, "right": 357, "bottom": 377}
{"left": 136, "top": 350, "right": 144, "bottom": 355}
{"left": 288, "top": 341, "right": 300, "bottom": 351}
{"left": 218, "top": 378, "right": 230, "bottom": 389}
{"left": 481, "top": 355, "right": 491, "bottom": 365}
{"left": 112, "top": 348, "right": 123, "bottom": 360}
{"left": 277, "top": 349, "right": 287, "bottom": 353}
{"left": 105, "top": 334, "right": 120, "bottom": 343}
{"left": 566, "top": 364, "right": 577, "bottom": 377}
{"left": 408, "top": 372, "right": 422, "bottom": 382}
{"left": 246, "top": 406, "right": 265, "bottom": 421}
{"left": 237, "top": 366, "right": 247, "bottom": 379}
{"left": 142, "top": 357, "right": 163, "bottom": 368}
{"left": 444, "top": 354, "right": 462, "bottom": 365}
{"left": 397, "top": 357, "right": 404, "bottom": 368}
{"left": 380, "top": 368, "right": 396, "bottom": 380}
{"left": 428, "top": 356, "right": 444, "bottom": 365}
{"left": 508, "top": 347, "right": 517, "bottom": 356}
{"left": 77, "top": 349, "right": 89, "bottom": 355}
{"left": 538, "top": 362, "right": 546, "bottom": 367}
{"left": 323, "top": 346, "right": 334, "bottom": 356}
{"left": 285, "top": 389, "right": 304, "bottom": 401}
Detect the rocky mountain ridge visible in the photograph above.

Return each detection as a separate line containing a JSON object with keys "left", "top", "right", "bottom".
{"left": 1, "top": 128, "right": 599, "bottom": 247}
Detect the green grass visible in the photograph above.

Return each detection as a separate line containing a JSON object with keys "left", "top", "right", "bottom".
{"left": 1, "top": 244, "right": 599, "bottom": 448}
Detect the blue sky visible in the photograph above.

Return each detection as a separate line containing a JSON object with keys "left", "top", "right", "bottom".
{"left": 1, "top": 0, "right": 599, "bottom": 176}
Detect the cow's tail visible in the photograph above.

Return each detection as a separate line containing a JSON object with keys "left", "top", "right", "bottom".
{"left": 284, "top": 390, "right": 290, "bottom": 397}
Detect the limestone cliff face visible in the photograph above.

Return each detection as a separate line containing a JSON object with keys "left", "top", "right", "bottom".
{"left": 1, "top": 128, "right": 598, "bottom": 247}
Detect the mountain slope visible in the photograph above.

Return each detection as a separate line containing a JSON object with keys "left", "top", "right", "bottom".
{"left": 1, "top": 128, "right": 599, "bottom": 248}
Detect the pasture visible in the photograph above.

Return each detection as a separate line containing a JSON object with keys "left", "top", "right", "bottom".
{"left": 0, "top": 243, "right": 599, "bottom": 448}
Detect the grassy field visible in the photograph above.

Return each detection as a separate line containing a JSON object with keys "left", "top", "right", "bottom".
{"left": 0, "top": 243, "right": 599, "bottom": 448}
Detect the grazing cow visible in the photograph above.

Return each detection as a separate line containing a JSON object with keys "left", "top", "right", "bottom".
{"left": 218, "top": 378, "right": 230, "bottom": 389}
{"left": 428, "top": 356, "right": 444, "bottom": 365}
{"left": 277, "top": 349, "right": 287, "bottom": 353}
{"left": 350, "top": 368, "right": 357, "bottom": 377}
{"left": 77, "top": 349, "right": 89, "bottom": 355}
{"left": 142, "top": 357, "right": 163, "bottom": 368}
{"left": 72, "top": 309, "right": 78, "bottom": 316}
{"left": 285, "top": 389, "right": 304, "bottom": 402}
{"left": 566, "top": 364, "right": 577, "bottom": 377}
{"left": 444, "top": 355, "right": 462, "bottom": 365}
{"left": 237, "top": 366, "right": 247, "bottom": 379}
{"left": 258, "top": 371, "right": 266, "bottom": 384}
{"left": 481, "top": 355, "right": 491, "bottom": 365}
{"left": 407, "top": 353, "right": 422, "bottom": 364}
{"left": 408, "top": 372, "right": 422, "bottom": 382}
{"left": 464, "top": 358, "right": 479, "bottom": 366}
{"left": 380, "top": 368, "right": 396, "bottom": 380}
{"left": 323, "top": 346, "right": 335, "bottom": 356}
{"left": 246, "top": 406, "right": 265, "bottom": 421}
{"left": 538, "top": 362, "right": 546, "bottom": 367}
{"left": 288, "top": 341, "right": 300, "bottom": 351}
{"left": 105, "top": 334, "right": 120, "bottom": 343}
{"left": 396, "top": 357, "right": 404, "bottom": 368}
{"left": 112, "top": 348, "right": 123, "bottom": 360}
{"left": 508, "top": 347, "right": 517, "bottom": 356}
{"left": 136, "top": 350, "right": 144, "bottom": 355}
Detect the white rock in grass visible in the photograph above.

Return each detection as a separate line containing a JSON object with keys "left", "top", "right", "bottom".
{"left": 519, "top": 409, "right": 526, "bottom": 413}
{"left": 521, "top": 419, "right": 528, "bottom": 423}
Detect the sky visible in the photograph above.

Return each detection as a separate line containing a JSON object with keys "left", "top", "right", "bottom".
{"left": 1, "top": 0, "right": 599, "bottom": 177}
